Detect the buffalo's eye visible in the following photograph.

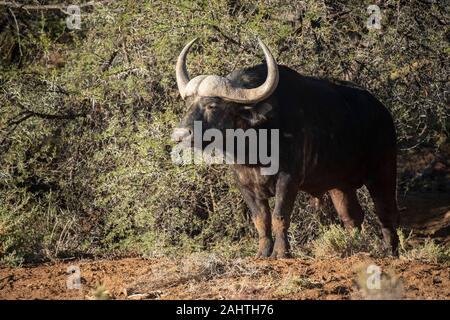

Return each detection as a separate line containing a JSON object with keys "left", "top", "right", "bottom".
{"left": 206, "top": 103, "right": 217, "bottom": 111}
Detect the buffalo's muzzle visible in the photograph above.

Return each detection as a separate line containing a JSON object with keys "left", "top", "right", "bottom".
{"left": 171, "top": 128, "right": 192, "bottom": 143}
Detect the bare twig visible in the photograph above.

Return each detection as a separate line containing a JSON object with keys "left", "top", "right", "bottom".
{"left": 209, "top": 24, "right": 241, "bottom": 47}
{"left": 100, "top": 49, "right": 118, "bottom": 72}
{"left": 0, "top": 1, "right": 110, "bottom": 13}
{"left": 7, "top": 7, "right": 22, "bottom": 56}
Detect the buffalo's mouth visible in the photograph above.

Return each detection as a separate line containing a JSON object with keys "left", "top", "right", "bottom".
{"left": 171, "top": 127, "right": 219, "bottom": 150}
{"left": 171, "top": 127, "right": 192, "bottom": 143}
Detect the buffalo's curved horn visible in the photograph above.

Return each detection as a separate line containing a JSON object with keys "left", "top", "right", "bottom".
{"left": 176, "top": 38, "right": 198, "bottom": 99}
{"left": 220, "top": 39, "right": 279, "bottom": 104}
{"left": 176, "top": 38, "right": 279, "bottom": 104}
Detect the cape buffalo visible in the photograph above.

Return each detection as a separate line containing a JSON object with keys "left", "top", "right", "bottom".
{"left": 172, "top": 38, "right": 399, "bottom": 258}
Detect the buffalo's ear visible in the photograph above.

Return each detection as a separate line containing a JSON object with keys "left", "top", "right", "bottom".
{"left": 238, "top": 102, "right": 273, "bottom": 126}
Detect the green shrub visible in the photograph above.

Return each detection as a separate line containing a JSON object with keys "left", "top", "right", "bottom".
{"left": 0, "top": 1, "right": 448, "bottom": 264}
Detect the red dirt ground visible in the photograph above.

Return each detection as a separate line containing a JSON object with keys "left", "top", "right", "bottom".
{"left": 0, "top": 255, "right": 448, "bottom": 300}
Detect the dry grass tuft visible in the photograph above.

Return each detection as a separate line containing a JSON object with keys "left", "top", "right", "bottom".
{"left": 125, "top": 253, "right": 271, "bottom": 297}
{"left": 311, "top": 224, "right": 382, "bottom": 258}
{"left": 398, "top": 230, "right": 450, "bottom": 264}
{"left": 88, "top": 284, "right": 111, "bottom": 300}
{"left": 274, "top": 272, "right": 323, "bottom": 297}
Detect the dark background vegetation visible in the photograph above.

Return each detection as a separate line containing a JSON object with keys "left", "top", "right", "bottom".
{"left": 0, "top": 0, "right": 448, "bottom": 265}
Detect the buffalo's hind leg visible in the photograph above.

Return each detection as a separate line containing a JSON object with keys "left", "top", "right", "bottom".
{"left": 365, "top": 161, "right": 400, "bottom": 256}
{"left": 241, "top": 190, "right": 273, "bottom": 258}
{"left": 330, "top": 187, "right": 365, "bottom": 229}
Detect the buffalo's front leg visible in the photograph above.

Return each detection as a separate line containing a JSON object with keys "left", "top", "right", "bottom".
{"left": 241, "top": 190, "right": 273, "bottom": 258}
{"left": 271, "top": 172, "right": 298, "bottom": 258}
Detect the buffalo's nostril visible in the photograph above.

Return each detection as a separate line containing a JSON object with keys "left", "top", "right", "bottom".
{"left": 171, "top": 128, "right": 192, "bottom": 142}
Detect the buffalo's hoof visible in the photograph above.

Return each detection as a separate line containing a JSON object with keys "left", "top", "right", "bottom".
{"left": 255, "top": 238, "right": 273, "bottom": 258}
{"left": 270, "top": 250, "right": 291, "bottom": 259}
{"left": 383, "top": 245, "right": 399, "bottom": 258}
{"left": 255, "top": 250, "right": 271, "bottom": 258}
